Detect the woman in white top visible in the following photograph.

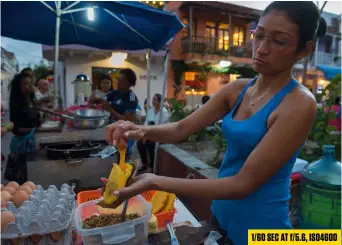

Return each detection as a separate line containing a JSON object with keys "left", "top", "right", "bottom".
{"left": 138, "top": 93, "right": 169, "bottom": 171}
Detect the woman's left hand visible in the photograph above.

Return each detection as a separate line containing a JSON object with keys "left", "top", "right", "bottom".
{"left": 98, "top": 173, "right": 159, "bottom": 200}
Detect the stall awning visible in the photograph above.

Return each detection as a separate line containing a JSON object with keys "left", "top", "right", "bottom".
{"left": 316, "top": 65, "right": 342, "bottom": 80}
{"left": 1, "top": 1, "right": 184, "bottom": 52}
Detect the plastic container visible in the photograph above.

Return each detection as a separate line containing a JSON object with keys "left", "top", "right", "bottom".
{"left": 77, "top": 190, "right": 177, "bottom": 228}
{"left": 77, "top": 190, "right": 102, "bottom": 205}
{"left": 299, "top": 145, "right": 341, "bottom": 228}
{"left": 1, "top": 184, "right": 75, "bottom": 239}
{"left": 141, "top": 191, "right": 176, "bottom": 228}
{"left": 74, "top": 195, "right": 151, "bottom": 245}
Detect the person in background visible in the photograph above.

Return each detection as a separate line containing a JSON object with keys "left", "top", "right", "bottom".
{"left": 88, "top": 75, "right": 113, "bottom": 106}
{"left": 20, "top": 68, "right": 50, "bottom": 106}
{"left": 9, "top": 73, "right": 41, "bottom": 148}
{"left": 144, "top": 98, "right": 149, "bottom": 114}
{"left": 137, "top": 93, "right": 169, "bottom": 171}
{"left": 1, "top": 102, "right": 13, "bottom": 137}
{"left": 201, "top": 95, "right": 211, "bottom": 105}
{"left": 34, "top": 79, "right": 50, "bottom": 100}
{"left": 101, "top": 68, "right": 138, "bottom": 156}
{"left": 163, "top": 98, "right": 170, "bottom": 110}
{"left": 7, "top": 73, "right": 41, "bottom": 183}
{"left": 21, "top": 68, "right": 37, "bottom": 86}
{"left": 103, "top": 2, "right": 324, "bottom": 244}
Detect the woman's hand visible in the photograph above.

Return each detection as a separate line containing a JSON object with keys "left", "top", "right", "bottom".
{"left": 98, "top": 173, "right": 159, "bottom": 201}
{"left": 105, "top": 120, "right": 145, "bottom": 146}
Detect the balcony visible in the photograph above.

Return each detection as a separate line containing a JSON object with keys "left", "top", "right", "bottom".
{"left": 315, "top": 52, "right": 341, "bottom": 67}
{"left": 181, "top": 37, "right": 252, "bottom": 59}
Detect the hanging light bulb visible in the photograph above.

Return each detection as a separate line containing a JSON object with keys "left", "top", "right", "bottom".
{"left": 87, "top": 8, "right": 94, "bottom": 21}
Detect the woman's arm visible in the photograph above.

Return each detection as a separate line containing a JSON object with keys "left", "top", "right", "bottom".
{"left": 116, "top": 90, "right": 317, "bottom": 200}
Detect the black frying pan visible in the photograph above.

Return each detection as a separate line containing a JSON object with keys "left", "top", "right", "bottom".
{"left": 45, "top": 141, "right": 102, "bottom": 160}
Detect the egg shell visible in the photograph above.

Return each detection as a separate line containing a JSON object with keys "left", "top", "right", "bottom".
{"left": 2, "top": 186, "right": 16, "bottom": 196}
{"left": 7, "top": 181, "right": 19, "bottom": 190}
{"left": 30, "top": 234, "right": 43, "bottom": 244}
{"left": 20, "top": 185, "right": 33, "bottom": 195}
{"left": 12, "top": 190, "right": 29, "bottom": 208}
{"left": 1, "top": 211, "right": 15, "bottom": 233}
{"left": 1, "top": 191, "right": 12, "bottom": 202}
{"left": 23, "top": 181, "right": 36, "bottom": 190}
{"left": 50, "top": 231, "right": 63, "bottom": 242}
{"left": 1, "top": 198, "right": 7, "bottom": 208}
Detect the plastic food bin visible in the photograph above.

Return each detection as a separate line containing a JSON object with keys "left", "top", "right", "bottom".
{"left": 74, "top": 195, "right": 152, "bottom": 245}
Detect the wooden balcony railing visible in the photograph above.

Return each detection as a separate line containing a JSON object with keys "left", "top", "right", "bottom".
{"left": 181, "top": 37, "right": 252, "bottom": 58}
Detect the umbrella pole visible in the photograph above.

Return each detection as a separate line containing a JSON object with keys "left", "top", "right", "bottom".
{"left": 153, "top": 51, "right": 170, "bottom": 174}
{"left": 146, "top": 49, "right": 151, "bottom": 111}
{"left": 53, "top": 2, "right": 62, "bottom": 109}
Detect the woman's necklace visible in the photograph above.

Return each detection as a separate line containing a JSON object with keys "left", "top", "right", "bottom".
{"left": 247, "top": 86, "right": 271, "bottom": 108}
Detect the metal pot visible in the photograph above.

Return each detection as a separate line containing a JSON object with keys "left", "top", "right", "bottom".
{"left": 71, "top": 117, "right": 106, "bottom": 129}
{"left": 71, "top": 109, "right": 105, "bottom": 119}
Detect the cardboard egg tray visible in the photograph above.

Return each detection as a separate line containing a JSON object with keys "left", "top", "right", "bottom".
{"left": 1, "top": 224, "right": 73, "bottom": 245}
{"left": 1, "top": 184, "right": 75, "bottom": 240}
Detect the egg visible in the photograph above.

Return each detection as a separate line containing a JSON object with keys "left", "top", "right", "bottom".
{"left": 23, "top": 181, "right": 36, "bottom": 190}
{"left": 7, "top": 181, "right": 19, "bottom": 190}
{"left": 2, "top": 186, "right": 16, "bottom": 196}
{"left": 20, "top": 185, "right": 33, "bottom": 195}
{"left": 11, "top": 238, "right": 21, "bottom": 245}
{"left": 1, "top": 211, "right": 15, "bottom": 233}
{"left": 11, "top": 191, "right": 29, "bottom": 208}
{"left": 1, "top": 199, "right": 7, "bottom": 209}
{"left": 50, "top": 231, "right": 63, "bottom": 242}
{"left": 1, "top": 191, "right": 12, "bottom": 202}
{"left": 30, "top": 234, "right": 43, "bottom": 244}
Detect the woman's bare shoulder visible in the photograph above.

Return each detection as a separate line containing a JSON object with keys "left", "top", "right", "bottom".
{"left": 219, "top": 78, "right": 253, "bottom": 108}
{"left": 288, "top": 84, "right": 317, "bottom": 108}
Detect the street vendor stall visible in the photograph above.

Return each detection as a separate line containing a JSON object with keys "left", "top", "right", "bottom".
{"left": 1, "top": 2, "right": 211, "bottom": 244}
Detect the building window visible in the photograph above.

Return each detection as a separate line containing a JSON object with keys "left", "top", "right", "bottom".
{"left": 182, "top": 18, "right": 197, "bottom": 39}
{"left": 205, "top": 21, "right": 216, "bottom": 39}
{"left": 184, "top": 72, "right": 196, "bottom": 81}
{"left": 218, "top": 23, "right": 229, "bottom": 51}
{"left": 233, "top": 26, "right": 245, "bottom": 46}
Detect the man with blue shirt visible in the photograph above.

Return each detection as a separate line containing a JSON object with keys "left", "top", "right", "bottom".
{"left": 101, "top": 68, "right": 139, "bottom": 157}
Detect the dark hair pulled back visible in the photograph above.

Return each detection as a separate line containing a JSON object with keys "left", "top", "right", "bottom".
{"left": 154, "top": 93, "right": 162, "bottom": 102}
{"left": 263, "top": 1, "right": 327, "bottom": 50}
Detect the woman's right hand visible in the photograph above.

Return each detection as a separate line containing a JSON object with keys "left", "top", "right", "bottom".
{"left": 105, "top": 120, "right": 145, "bottom": 146}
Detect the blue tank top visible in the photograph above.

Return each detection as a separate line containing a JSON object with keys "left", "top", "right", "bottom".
{"left": 211, "top": 78, "right": 300, "bottom": 245}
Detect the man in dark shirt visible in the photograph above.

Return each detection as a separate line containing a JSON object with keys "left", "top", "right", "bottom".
{"left": 101, "top": 68, "right": 139, "bottom": 155}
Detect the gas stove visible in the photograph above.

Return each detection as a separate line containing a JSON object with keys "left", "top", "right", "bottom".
{"left": 28, "top": 140, "right": 116, "bottom": 192}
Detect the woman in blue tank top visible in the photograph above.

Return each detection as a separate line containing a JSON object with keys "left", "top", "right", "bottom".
{"left": 103, "top": 2, "right": 326, "bottom": 244}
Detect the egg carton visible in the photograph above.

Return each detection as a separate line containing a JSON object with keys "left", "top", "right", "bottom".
{"left": 1, "top": 224, "right": 74, "bottom": 245}
{"left": 1, "top": 184, "right": 75, "bottom": 239}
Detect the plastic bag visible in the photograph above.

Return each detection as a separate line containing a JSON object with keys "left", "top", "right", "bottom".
{"left": 90, "top": 145, "right": 117, "bottom": 159}
{"left": 204, "top": 231, "right": 222, "bottom": 245}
